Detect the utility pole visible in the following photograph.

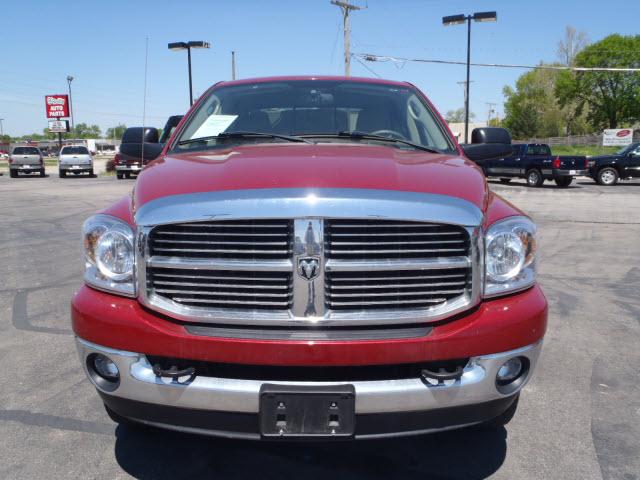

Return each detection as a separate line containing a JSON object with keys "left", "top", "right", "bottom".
{"left": 231, "top": 51, "right": 237, "bottom": 80}
{"left": 331, "top": 1, "right": 363, "bottom": 76}
{"left": 0, "top": 118, "right": 4, "bottom": 137}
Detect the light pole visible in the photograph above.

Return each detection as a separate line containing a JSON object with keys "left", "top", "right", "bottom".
{"left": 443, "top": 11, "right": 497, "bottom": 143}
{"left": 168, "top": 41, "right": 210, "bottom": 106}
{"left": 0, "top": 118, "right": 4, "bottom": 137}
{"left": 66, "top": 75, "right": 75, "bottom": 135}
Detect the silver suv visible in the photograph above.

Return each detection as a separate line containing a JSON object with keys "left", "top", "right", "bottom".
{"left": 9, "top": 146, "right": 45, "bottom": 177}
{"left": 59, "top": 145, "right": 94, "bottom": 178}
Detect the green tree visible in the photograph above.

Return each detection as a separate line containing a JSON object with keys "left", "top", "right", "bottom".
{"left": 70, "top": 123, "right": 102, "bottom": 139}
{"left": 502, "top": 65, "right": 590, "bottom": 138}
{"left": 556, "top": 34, "right": 640, "bottom": 129}
{"left": 445, "top": 108, "right": 475, "bottom": 123}
{"left": 105, "top": 124, "right": 127, "bottom": 140}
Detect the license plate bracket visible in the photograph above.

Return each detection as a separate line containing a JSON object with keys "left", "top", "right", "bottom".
{"left": 259, "top": 384, "right": 355, "bottom": 439}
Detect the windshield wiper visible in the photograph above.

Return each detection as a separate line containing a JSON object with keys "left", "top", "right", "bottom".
{"left": 301, "top": 131, "right": 441, "bottom": 153}
{"left": 177, "top": 131, "right": 312, "bottom": 146}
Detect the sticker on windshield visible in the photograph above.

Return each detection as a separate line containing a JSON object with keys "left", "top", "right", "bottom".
{"left": 190, "top": 114, "right": 238, "bottom": 139}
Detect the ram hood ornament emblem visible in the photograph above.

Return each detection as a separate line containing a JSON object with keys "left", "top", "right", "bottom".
{"left": 297, "top": 257, "right": 320, "bottom": 281}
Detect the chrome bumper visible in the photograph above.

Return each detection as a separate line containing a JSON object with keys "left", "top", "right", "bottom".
{"left": 60, "top": 164, "right": 92, "bottom": 171}
{"left": 115, "top": 165, "right": 141, "bottom": 172}
{"left": 76, "top": 338, "right": 542, "bottom": 415}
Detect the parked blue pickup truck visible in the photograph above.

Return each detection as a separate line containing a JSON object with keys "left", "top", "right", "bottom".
{"left": 482, "top": 143, "right": 588, "bottom": 187}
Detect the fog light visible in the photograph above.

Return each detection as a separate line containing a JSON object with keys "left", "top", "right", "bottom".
{"left": 497, "top": 357, "right": 523, "bottom": 384}
{"left": 93, "top": 354, "right": 119, "bottom": 381}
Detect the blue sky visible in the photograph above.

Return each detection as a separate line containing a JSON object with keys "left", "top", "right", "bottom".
{"left": 1, "top": 0, "right": 637, "bottom": 136}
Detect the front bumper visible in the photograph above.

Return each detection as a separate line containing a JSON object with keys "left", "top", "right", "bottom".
{"left": 77, "top": 337, "right": 542, "bottom": 439}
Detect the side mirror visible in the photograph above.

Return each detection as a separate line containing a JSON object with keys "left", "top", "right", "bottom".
{"left": 461, "top": 127, "right": 513, "bottom": 163}
{"left": 159, "top": 115, "right": 184, "bottom": 144}
{"left": 120, "top": 127, "right": 163, "bottom": 162}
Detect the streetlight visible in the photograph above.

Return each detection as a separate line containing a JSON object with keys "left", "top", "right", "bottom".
{"left": 443, "top": 11, "right": 497, "bottom": 144}
{"left": 66, "top": 75, "right": 75, "bottom": 135}
{"left": 168, "top": 41, "right": 211, "bottom": 106}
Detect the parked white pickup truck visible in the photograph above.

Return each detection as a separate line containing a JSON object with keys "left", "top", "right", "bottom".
{"left": 59, "top": 145, "right": 94, "bottom": 178}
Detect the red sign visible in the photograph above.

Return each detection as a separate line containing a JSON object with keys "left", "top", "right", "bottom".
{"left": 616, "top": 129, "right": 631, "bottom": 137}
{"left": 45, "top": 94, "right": 70, "bottom": 118}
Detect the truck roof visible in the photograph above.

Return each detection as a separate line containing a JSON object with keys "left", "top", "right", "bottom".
{"left": 214, "top": 75, "right": 412, "bottom": 89}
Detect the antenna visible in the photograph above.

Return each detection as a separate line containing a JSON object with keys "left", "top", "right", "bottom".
{"left": 142, "top": 36, "right": 149, "bottom": 161}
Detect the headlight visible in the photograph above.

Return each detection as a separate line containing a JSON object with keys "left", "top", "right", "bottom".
{"left": 485, "top": 216, "right": 536, "bottom": 298}
{"left": 83, "top": 214, "right": 136, "bottom": 297}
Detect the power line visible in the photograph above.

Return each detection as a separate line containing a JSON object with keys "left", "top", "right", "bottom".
{"left": 354, "top": 52, "right": 640, "bottom": 72}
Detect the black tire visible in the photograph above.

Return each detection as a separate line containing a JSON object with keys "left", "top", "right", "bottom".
{"left": 596, "top": 167, "right": 618, "bottom": 186}
{"left": 554, "top": 177, "right": 573, "bottom": 188}
{"left": 89, "top": 169, "right": 95, "bottom": 177}
{"left": 125, "top": 172, "right": 131, "bottom": 179}
{"left": 59, "top": 170, "right": 66, "bottom": 178}
{"left": 39, "top": 168, "right": 45, "bottom": 177}
{"left": 9, "top": 170, "right": 17, "bottom": 178}
{"left": 499, "top": 178, "right": 512, "bottom": 184}
{"left": 525, "top": 169, "right": 544, "bottom": 187}
{"left": 481, "top": 394, "right": 520, "bottom": 429}
{"left": 116, "top": 173, "right": 124, "bottom": 180}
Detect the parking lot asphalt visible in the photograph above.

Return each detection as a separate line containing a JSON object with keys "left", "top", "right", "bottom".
{"left": 0, "top": 174, "right": 638, "bottom": 480}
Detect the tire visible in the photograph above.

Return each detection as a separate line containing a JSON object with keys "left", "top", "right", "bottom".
{"left": 116, "top": 173, "right": 124, "bottom": 180}
{"left": 597, "top": 167, "right": 618, "bottom": 186}
{"left": 481, "top": 394, "right": 520, "bottom": 429}
{"left": 39, "top": 168, "right": 45, "bottom": 177}
{"left": 89, "top": 169, "right": 95, "bottom": 177}
{"left": 125, "top": 172, "right": 131, "bottom": 179}
{"left": 59, "top": 170, "right": 66, "bottom": 178}
{"left": 9, "top": 170, "right": 17, "bottom": 178}
{"left": 525, "top": 169, "right": 544, "bottom": 187}
{"left": 554, "top": 177, "right": 573, "bottom": 188}
{"left": 499, "top": 178, "right": 512, "bottom": 184}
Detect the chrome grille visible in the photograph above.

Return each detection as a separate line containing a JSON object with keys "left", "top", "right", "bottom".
{"left": 325, "top": 219, "right": 469, "bottom": 259}
{"left": 146, "top": 267, "right": 293, "bottom": 310}
{"left": 324, "top": 219, "right": 471, "bottom": 311}
{"left": 149, "top": 220, "right": 293, "bottom": 259}
{"left": 326, "top": 268, "right": 471, "bottom": 310}
{"left": 141, "top": 215, "right": 477, "bottom": 325}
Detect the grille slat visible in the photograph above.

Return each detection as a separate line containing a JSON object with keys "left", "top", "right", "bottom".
{"left": 149, "top": 220, "right": 292, "bottom": 260}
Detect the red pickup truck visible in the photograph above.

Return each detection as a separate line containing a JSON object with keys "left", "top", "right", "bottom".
{"left": 73, "top": 76, "right": 547, "bottom": 440}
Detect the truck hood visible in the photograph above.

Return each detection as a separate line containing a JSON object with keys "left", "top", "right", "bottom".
{"left": 589, "top": 154, "right": 619, "bottom": 162}
{"left": 133, "top": 143, "right": 488, "bottom": 212}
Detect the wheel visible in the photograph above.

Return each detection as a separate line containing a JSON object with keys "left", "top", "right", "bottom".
{"left": 116, "top": 173, "right": 124, "bottom": 180}
{"left": 124, "top": 172, "right": 131, "bottom": 179}
{"left": 481, "top": 394, "right": 520, "bottom": 429}
{"left": 499, "top": 178, "right": 512, "bottom": 184}
{"left": 597, "top": 167, "right": 618, "bottom": 186}
{"left": 525, "top": 169, "right": 544, "bottom": 187}
{"left": 554, "top": 177, "right": 573, "bottom": 188}
{"left": 9, "top": 170, "right": 17, "bottom": 178}
{"left": 59, "top": 170, "right": 66, "bottom": 178}
{"left": 89, "top": 169, "right": 94, "bottom": 177}
{"left": 39, "top": 168, "right": 45, "bottom": 177}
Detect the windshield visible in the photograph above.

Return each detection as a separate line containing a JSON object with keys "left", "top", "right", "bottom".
{"left": 61, "top": 146, "right": 89, "bottom": 155}
{"left": 173, "top": 80, "right": 456, "bottom": 153}
{"left": 13, "top": 147, "right": 39, "bottom": 155}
